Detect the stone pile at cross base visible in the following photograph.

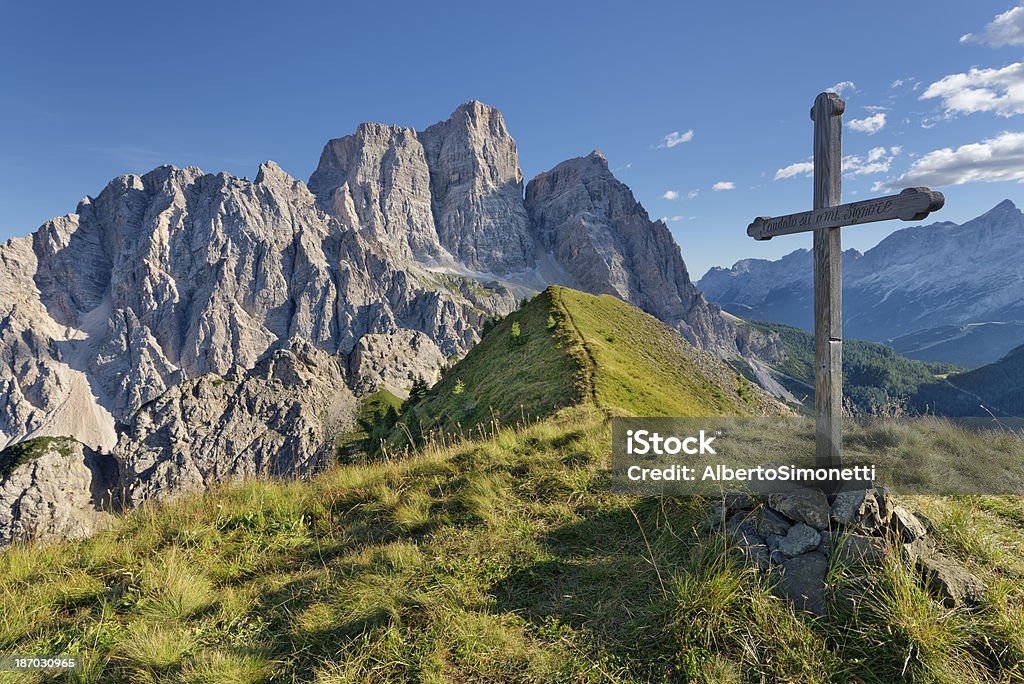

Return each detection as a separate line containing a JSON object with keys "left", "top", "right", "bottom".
{"left": 710, "top": 488, "right": 985, "bottom": 616}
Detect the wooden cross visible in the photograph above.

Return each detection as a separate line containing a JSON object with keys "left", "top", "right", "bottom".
{"left": 747, "top": 92, "right": 944, "bottom": 468}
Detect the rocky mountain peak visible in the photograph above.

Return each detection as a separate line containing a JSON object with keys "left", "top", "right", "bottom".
{"left": 447, "top": 100, "right": 510, "bottom": 135}
{"left": 255, "top": 160, "right": 297, "bottom": 187}
{"left": 525, "top": 151, "right": 740, "bottom": 353}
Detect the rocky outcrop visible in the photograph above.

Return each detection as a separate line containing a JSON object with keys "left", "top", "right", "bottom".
{"left": 114, "top": 341, "right": 357, "bottom": 507}
{"left": 0, "top": 158, "right": 519, "bottom": 452}
{"left": 309, "top": 102, "right": 534, "bottom": 275}
{"left": 0, "top": 437, "right": 117, "bottom": 549}
{"left": 348, "top": 329, "right": 447, "bottom": 397}
{"left": 525, "top": 151, "right": 739, "bottom": 354}
{"left": 721, "top": 487, "right": 986, "bottom": 615}
{"left": 308, "top": 123, "right": 445, "bottom": 264}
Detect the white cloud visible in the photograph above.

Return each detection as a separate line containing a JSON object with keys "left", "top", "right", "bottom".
{"left": 848, "top": 112, "right": 887, "bottom": 134}
{"left": 774, "top": 161, "right": 814, "bottom": 180}
{"left": 876, "top": 131, "right": 1024, "bottom": 190}
{"left": 687, "top": 189, "right": 700, "bottom": 199}
{"left": 843, "top": 146, "right": 901, "bottom": 176}
{"left": 891, "top": 78, "right": 906, "bottom": 89}
{"left": 961, "top": 4, "right": 1024, "bottom": 46}
{"left": 775, "top": 148, "right": 900, "bottom": 181}
{"left": 712, "top": 181, "right": 735, "bottom": 191}
{"left": 864, "top": 147, "right": 888, "bottom": 162}
{"left": 828, "top": 81, "right": 857, "bottom": 96}
{"left": 921, "top": 62, "right": 1024, "bottom": 117}
{"left": 662, "top": 190, "right": 679, "bottom": 200}
{"left": 658, "top": 215, "right": 685, "bottom": 223}
{"left": 657, "top": 130, "right": 695, "bottom": 148}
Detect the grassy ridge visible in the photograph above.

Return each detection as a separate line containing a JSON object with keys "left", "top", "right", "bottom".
{"left": 396, "top": 287, "right": 777, "bottom": 446}
{"left": 550, "top": 288, "right": 768, "bottom": 417}
{"left": 394, "top": 288, "right": 581, "bottom": 443}
{"left": 2, "top": 409, "right": 1023, "bottom": 682}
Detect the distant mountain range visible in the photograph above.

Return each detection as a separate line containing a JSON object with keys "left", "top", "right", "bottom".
{"left": 698, "top": 200, "right": 1024, "bottom": 367}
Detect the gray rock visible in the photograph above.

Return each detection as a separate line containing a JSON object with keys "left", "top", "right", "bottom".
{"left": 920, "top": 553, "right": 985, "bottom": 608}
{"left": 836, "top": 534, "right": 889, "bottom": 567}
{"left": 0, "top": 438, "right": 117, "bottom": 548}
{"left": 902, "top": 536, "right": 937, "bottom": 564}
{"left": 818, "top": 532, "right": 834, "bottom": 556}
{"left": 890, "top": 505, "right": 928, "bottom": 543}
{"left": 831, "top": 489, "right": 883, "bottom": 529}
{"left": 114, "top": 341, "right": 358, "bottom": 507}
{"left": 779, "top": 523, "right": 821, "bottom": 557}
{"left": 348, "top": 328, "right": 447, "bottom": 397}
{"left": 767, "top": 533, "right": 785, "bottom": 552}
{"left": 0, "top": 160, "right": 520, "bottom": 456}
{"left": 757, "top": 508, "right": 793, "bottom": 536}
{"left": 420, "top": 102, "right": 536, "bottom": 274}
{"left": 768, "top": 489, "right": 831, "bottom": 530}
{"left": 777, "top": 552, "right": 829, "bottom": 615}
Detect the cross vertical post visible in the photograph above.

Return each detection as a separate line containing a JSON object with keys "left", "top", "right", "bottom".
{"left": 748, "top": 93, "right": 943, "bottom": 476}
{"left": 811, "top": 92, "right": 844, "bottom": 468}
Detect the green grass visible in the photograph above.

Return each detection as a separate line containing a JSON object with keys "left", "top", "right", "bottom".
{"left": 2, "top": 408, "right": 1023, "bottom": 682}
{"left": 0, "top": 436, "right": 77, "bottom": 478}
{"left": 552, "top": 287, "right": 772, "bottom": 417}
{"left": 395, "top": 287, "right": 777, "bottom": 448}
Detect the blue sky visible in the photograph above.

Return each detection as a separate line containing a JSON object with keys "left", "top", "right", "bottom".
{"left": 3, "top": 1, "right": 1023, "bottom": 278}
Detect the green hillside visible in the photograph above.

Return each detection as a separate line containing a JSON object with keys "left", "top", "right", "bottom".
{"left": 394, "top": 287, "right": 780, "bottom": 446}
{"left": 743, "top": 320, "right": 959, "bottom": 413}
{"left": 912, "top": 343, "right": 1024, "bottom": 417}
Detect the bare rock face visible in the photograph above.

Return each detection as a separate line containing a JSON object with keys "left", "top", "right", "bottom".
{"left": 420, "top": 101, "right": 535, "bottom": 274}
{"left": 348, "top": 329, "right": 447, "bottom": 397}
{"left": 114, "top": 341, "right": 358, "bottom": 507}
{"left": 0, "top": 159, "right": 519, "bottom": 453}
{"left": 308, "top": 123, "right": 445, "bottom": 263}
{"left": 0, "top": 437, "right": 117, "bottom": 549}
{"left": 525, "top": 151, "right": 739, "bottom": 354}
{"left": 309, "top": 102, "right": 535, "bottom": 275}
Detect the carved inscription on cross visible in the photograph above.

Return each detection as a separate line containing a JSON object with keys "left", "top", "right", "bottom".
{"left": 747, "top": 92, "right": 944, "bottom": 468}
